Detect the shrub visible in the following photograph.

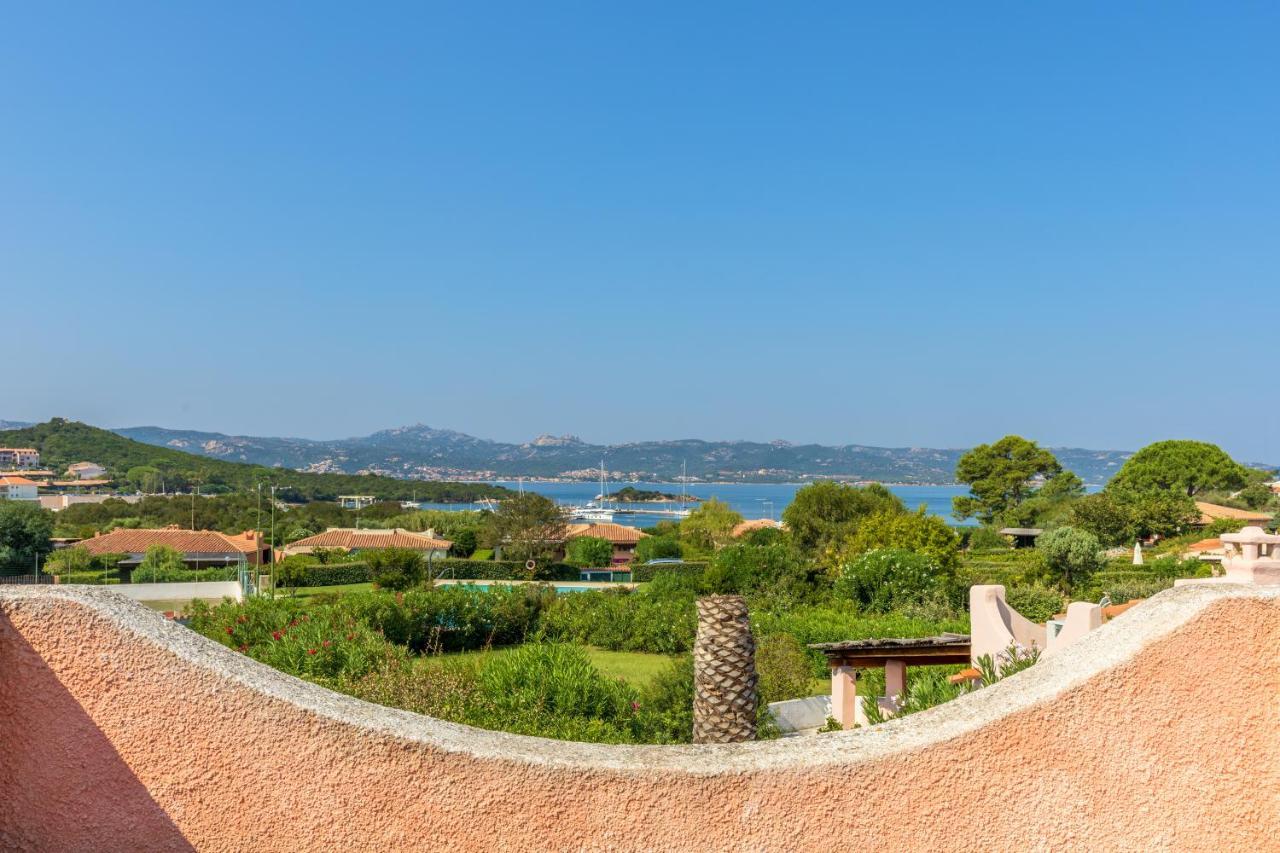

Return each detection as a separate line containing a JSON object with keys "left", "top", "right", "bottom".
{"left": 630, "top": 561, "right": 707, "bottom": 582}
{"left": 1004, "top": 585, "right": 1065, "bottom": 623}
{"left": 635, "top": 535, "right": 682, "bottom": 564}
{"left": 755, "top": 633, "right": 816, "bottom": 703}
{"left": 702, "top": 543, "right": 808, "bottom": 597}
{"left": 834, "top": 549, "right": 951, "bottom": 613}
{"left": 186, "top": 597, "right": 405, "bottom": 685}
{"left": 366, "top": 548, "right": 425, "bottom": 590}
{"left": 538, "top": 586, "right": 698, "bottom": 655}
{"left": 564, "top": 536, "right": 614, "bottom": 569}
{"left": 430, "top": 558, "right": 578, "bottom": 581}
{"left": 297, "top": 561, "right": 372, "bottom": 586}
{"left": 1036, "top": 526, "right": 1103, "bottom": 590}
{"left": 967, "top": 526, "right": 1010, "bottom": 551}
{"left": 831, "top": 509, "right": 962, "bottom": 575}
{"left": 448, "top": 529, "right": 478, "bottom": 558}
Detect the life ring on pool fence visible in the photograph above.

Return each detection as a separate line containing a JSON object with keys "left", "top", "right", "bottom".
{"left": 526, "top": 559, "right": 537, "bottom": 572}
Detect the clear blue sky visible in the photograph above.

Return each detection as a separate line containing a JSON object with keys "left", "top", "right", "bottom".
{"left": 3, "top": 3, "right": 1277, "bottom": 461}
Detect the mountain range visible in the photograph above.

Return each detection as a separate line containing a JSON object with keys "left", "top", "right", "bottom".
{"left": 90, "top": 423, "right": 1139, "bottom": 484}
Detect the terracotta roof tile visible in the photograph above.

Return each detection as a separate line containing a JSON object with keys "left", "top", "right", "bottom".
{"left": 284, "top": 528, "right": 452, "bottom": 552}
{"left": 1195, "top": 502, "right": 1272, "bottom": 524}
{"left": 0, "top": 475, "right": 39, "bottom": 486}
{"left": 564, "top": 523, "right": 647, "bottom": 544}
{"left": 80, "top": 527, "right": 262, "bottom": 556}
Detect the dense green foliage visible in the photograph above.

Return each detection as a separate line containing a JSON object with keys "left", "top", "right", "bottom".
{"left": 1069, "top": 490, "right": 1199, "bottom": 544}
{"left": 830, "top": 508, "right": 961, "bottom": 574}
{"left": 678, "top": 498, "right": 744, "bottom": 552}
{"left": 834, "top": 549, "right": 952, "bottom": 613}
{"left": 781, "top": 481, "right": 904, "bottom": 556}
{"left": 0, "top": 501, "right": 55, "bottom": 570}
{"left": 564, "top": 536, "right": 613, "bottom": 568}
{"left": 1108, "top": 440, "right": 1250, "bottom": 497}
{"left": 0, "top": 419, "right": 511, "bottom": 503}
{"left": 482, "top": 492, "right": 566, "bottom": 562}
{"left": 365, "top": 548, "right": 426, "bottom": 590}
{"left": 1036, "top": 526, "right": 1104, "bottom": 589}
{"left": 952, "top": 435, "right": 1073, "bottom": 524}
{"left": 634, "top": 534, "right": 683, "bottom": 563}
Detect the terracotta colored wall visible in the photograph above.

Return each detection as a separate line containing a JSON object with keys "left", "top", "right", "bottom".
{"left": 1, "top": 585, "right": 1277, "bottom": 852}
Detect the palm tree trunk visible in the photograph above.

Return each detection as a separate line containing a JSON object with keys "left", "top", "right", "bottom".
{"left": 693, "top": 594, "right": 758, "bottom": 743}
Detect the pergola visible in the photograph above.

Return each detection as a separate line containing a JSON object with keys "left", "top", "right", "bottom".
{"left": 810, "top": 634, "right": 972, "bottom": 729}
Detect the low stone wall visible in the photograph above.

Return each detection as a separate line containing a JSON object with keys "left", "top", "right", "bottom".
{"left": 1, "top": 584, "right": 1277, "bottom": 851}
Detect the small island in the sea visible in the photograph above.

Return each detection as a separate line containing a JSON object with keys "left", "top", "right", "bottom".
{"left": 605, "top": 486, "right": 701, "bottom": 503}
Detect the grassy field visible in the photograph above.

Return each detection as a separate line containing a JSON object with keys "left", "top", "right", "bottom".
{"left": 277, "top": 582, "right": 375, "bottom": 601}
{"left": 442, "top": 644, "right": 679, "bottom": 687}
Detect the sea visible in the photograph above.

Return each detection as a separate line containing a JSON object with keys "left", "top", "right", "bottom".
{"left": 412, "top": 481, "right": 977, "bottom": 526}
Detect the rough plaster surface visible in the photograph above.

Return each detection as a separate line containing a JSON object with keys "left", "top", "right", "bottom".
{"left": 1, "top": 584, "right": 1276, "bottom": 852}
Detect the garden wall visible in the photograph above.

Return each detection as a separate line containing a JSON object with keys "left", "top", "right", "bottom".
{"left": 1, "top": 583, "right": 1277, "bottom": 851}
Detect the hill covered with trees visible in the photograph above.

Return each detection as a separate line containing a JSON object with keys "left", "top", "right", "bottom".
{"left": 0, "top": 419, "right": 511, "bottom": 503}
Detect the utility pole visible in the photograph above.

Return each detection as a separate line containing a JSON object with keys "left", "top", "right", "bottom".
{"left": 269, "top": 485, "right": 277, "bottom": 599}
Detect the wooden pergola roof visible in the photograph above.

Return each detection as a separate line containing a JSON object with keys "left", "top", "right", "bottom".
{"left": 809, "top": 633, "right": 972, "bottom": 668}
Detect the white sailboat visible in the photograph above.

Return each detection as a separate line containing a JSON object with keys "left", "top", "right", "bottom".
{"left": 571, "top": 460, "right": 615, "bottom": 522}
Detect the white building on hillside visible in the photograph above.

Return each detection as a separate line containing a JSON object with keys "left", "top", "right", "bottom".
{"left": 66, "top": 461, "right": 107, "bottom": 480}
{"left": 0, "top": 448, "right": 40, "bottom": 469}
{"left": 0, "top": 476, "right": 39, "bottom": 501}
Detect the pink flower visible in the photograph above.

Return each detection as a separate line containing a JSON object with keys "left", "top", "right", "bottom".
{"left": 307, "top": 648, "right": 318, "bottom": 655}
{"left": 225, "top": 626, "right": 234, "bottom": 635}
{"left": 631, "top": 702, "right": 640, "bottom": 711}
{"left": 271, "top": 630, "right": 283, "bottom": 641}
{"left": 322, "top": 640, "right": 331, "bottom": 648}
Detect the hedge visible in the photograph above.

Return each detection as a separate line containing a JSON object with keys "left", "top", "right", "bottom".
{"left": 630, "top": 561, "right": 708, "bottom": 583}
{"left": 296, "top": 562, "right": 372, "bottom": 587}
{"left": 429, "top": 559, "right": 580, "bottom": 581}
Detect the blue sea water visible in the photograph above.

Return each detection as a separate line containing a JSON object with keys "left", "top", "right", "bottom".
{"left": 417, "top": 481, "right": 976, "bottom": 525}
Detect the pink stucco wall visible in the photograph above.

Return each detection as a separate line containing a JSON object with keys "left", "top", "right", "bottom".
{"left": 1, "top": 585, "right": 1277, "bottom": 851}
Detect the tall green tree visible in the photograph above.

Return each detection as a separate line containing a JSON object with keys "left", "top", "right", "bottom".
{"left": 781, "top": 481, "right": 904, "bottom": 556}
{"left": 0, "top": 501, "right": 54, "bottom": 569}
{"left": 482, "top": 493, "right": 567, "bottom": 563}
{"left": 678, "top": 498, "right": 743, "bottom": 553}
{"left": 1107, "top": 440, "right": 1249, "bottom": 497}
{"left": 952, "top": 436, "right": 1068, "bottom": 525}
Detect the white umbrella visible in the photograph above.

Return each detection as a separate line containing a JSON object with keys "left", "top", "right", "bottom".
{"left": 1133, "top": 541, "right": 1144, "bottom": 566}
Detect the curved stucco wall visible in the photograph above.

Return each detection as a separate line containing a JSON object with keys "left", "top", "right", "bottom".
{"left": 1, "top": 584, "right": 1277, "bottom": 852}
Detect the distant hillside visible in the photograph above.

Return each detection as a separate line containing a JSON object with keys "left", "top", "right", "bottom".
{"left": 0, "top": 419, "right": 511, "bottom": 503}
{"left": 109, "top": 422, "right": 1139, "bottom": 484}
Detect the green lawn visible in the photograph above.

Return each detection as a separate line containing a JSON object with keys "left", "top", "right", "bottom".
{"left": 278, "top": 582, "right": 374, "bottom": 601}
{"left": 444, "top": 644, "right": 679, "bottom": 687}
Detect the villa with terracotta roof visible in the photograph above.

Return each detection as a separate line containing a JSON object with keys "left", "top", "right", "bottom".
{"left": 563, "top": 522, "right": 648, "bottom": 564}
{"left": 731, "top": 518, "right": 785, "bottom": 538}
{"left": 279, "top": 528, "right": 452, "bottom": 560}
{"left": 0, "top": 475, "right": 39, "bottom": 501}
{"left": 1194, "top": 501, "right": 1273, "bottom": 527}
{"left": 78, "top": 526, "right": 268, "bottom": 568}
